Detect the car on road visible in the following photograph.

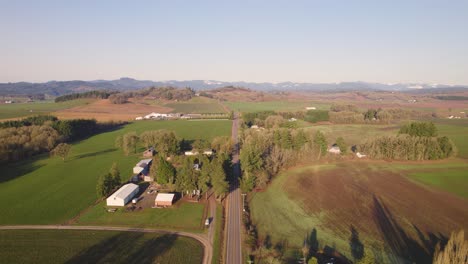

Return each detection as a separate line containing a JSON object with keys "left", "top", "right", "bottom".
{"left": 205, "top": 218, "right": 210, "bottom": 227}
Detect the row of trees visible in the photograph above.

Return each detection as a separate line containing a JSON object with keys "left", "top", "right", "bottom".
{"left": 54, "top": 90, "right": 116, "bottom": 102}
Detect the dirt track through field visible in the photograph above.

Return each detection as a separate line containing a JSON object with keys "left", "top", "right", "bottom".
{"left": 284, "top": 163, "right": 468, "bottom": 262}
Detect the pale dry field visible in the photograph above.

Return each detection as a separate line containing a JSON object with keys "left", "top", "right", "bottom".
{"left": 54, "top": 99, "right": 173, "bottom": 121}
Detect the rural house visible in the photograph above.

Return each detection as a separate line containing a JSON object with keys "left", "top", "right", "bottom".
{"left": 154, "top": 193, "right": 175, "bottom": 207}
{"left": 133, "top": 159, "right": 152, "bottom": 174}
{"left": 106, "top": 183, "right": 139, "bottom": 207}
{"left": 328, "top": 145, "right": 341, "bottom": 154}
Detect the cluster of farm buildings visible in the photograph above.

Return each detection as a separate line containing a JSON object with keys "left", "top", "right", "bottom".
{"left": 105, "top": 146, "right": 214, "bottom": 208}
{"left": 105, "top": 151, "right": 176, "bottom": 208}
{"left": 135, "top": 112, "right": 203, "bottom": 120}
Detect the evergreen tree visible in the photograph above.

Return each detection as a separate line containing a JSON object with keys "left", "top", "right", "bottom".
{"left": 156, "top": 156, "right": 176, "bottom": 184}
{"left": 109, "top": 162, "right": 121, "bottom": 187}
{"left": 336, "top": 137, "right": 347, "bottom": 154}
{"left": 96, "top": 173, "right": 113, "bottom": 198}
{"left": 313, "top": 131, "right": 328, "bottom": 158}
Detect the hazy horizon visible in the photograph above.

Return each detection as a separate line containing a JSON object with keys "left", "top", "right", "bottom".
{"left": 1, "top": 0, "right": 467, "bottom": 84}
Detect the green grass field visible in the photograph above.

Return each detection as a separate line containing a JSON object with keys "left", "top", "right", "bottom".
{"left": 212, "top": 204, "right": 223, "bottom": 264}
{"left": 164, "top": 97, "right": 226, "bottom": 113}
{"left": 77, "top": 202, "right": 205, "bottom": 232}
{"left": 0, "top": 99, "right": 92, "bottom": 120}
{"left": 387, "top": 161, "right": 468, "bottom": 199}
{"left": 225, "top": 101, "right": 330, "bottom": 112}
{"left": 0, "top": 229, "right": 203, "bottom": 264}
{"left": 433, "top": 119, "right": 468, "bottom": 158}
{"left": 0, "top": 120, "right": 231, "bottom": 225}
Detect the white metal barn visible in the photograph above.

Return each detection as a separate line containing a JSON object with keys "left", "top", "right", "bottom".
{"left": 106, "top": 183, "right": 140, "bottom": 207}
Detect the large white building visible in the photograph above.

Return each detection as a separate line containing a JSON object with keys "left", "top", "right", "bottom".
{"left": 106, "top": 183, "right": 140, "bottom": 207}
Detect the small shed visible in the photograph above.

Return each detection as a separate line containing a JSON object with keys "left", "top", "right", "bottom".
{"left": 155, "top": 193, "right": 175, "bottom": 207}
{"left": 106, "top": 183, "right": 139, "bottom": 207}
{"left": 184, "top": 150, "right": 199, "bottom": 156}
{"left": 356, "top": 152, "right": 367, "bottom": 158}
{"left": 143, "top": 147, "right": 155, "bottom": 157}
{"left": 203, "top": 149, "right": 214, "bottom": 156}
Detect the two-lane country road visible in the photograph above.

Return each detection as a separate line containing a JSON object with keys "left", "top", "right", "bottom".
{"left": 225, "top": 113, "right": 243, "bottom": 264}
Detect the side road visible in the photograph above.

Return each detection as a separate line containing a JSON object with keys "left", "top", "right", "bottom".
{"left": 0, "top": 225, "right": 211, "bottom": 264}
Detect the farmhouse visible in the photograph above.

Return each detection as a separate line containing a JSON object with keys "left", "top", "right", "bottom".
{"left": 106, "top": 183, "right": 139, "bottom": 207}
{"left": 4, "top": 100, "right": 13, "bottom": 104}
{"left": 133, "top": 159, "right": 152, "bottom": 174}
{"left": 328, "top": 145, "right": 341, "bottom": 154}
{"left": 155, "top": 193, "right": 175, "bottom": 207}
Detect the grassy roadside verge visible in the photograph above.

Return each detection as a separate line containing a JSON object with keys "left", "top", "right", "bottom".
{"left": 212, "top": 204, "right": 223, "bottom": 264}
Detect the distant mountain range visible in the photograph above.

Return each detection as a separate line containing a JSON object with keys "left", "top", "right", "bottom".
{"left": 1, "top": 77, "right": 466, "bottom": 96}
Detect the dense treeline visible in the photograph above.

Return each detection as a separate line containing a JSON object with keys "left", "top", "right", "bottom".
{"left": 0, "top": 115, "right": 58, "bottom": 128}
{"left": 106, "top": 86, "right": 196, "bottom": 105}
{"left": 240, "top": 128, "right": 328, "bottom": 191}
{"left": 116, "top": 129, "right": 233, "bottom": 157}
{"left": 242, "top": 111, "right": 276, "bottom": 126}
{"left": 0, "top": 115, "right": 125, "bottom": 163}
{"left": 329, "top": 104, "right": 434, "bottom": 124}
{"left": 358, "top": 135, "right": 454, "bottom": 160}
{"left": 434, "top": 95, "right": 468, "bottom": 100}
{"left": 399, "top": 122, "right": 437, "bottom": 137}
{"left": 0, "top": 125, "right": 60, "bottom": 162}
{"left": 358, "top": 121, "right": 454, "bottom": 160}
{"left": 54, "top": 90, "right": 116, "bottom": 102}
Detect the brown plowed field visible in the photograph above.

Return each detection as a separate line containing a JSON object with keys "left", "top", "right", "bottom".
{"left": 54, "top": 99, "right": 173, "bottom": 121}
{"left": 284, "top": 163, "right": 468, "bottom": 263}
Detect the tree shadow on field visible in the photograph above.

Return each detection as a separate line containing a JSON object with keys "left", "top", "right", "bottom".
{"left": 372, "top": 195, "right": 447, "bottom": 264}
{"left": 65, "top": 232, "right": 177, "bottom": 264}
{"left": 0, "top": 158, "right": 44, "bottom": 183}
{"left": 349, "top": 225, "right": 364, "bottom": 261}
{"left": 73, "top": 148, "right": 116, "bottom": 160}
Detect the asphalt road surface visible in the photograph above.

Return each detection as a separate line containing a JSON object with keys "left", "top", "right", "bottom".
{"left": 225, "top": 113, "right": 243, "bottom": 264}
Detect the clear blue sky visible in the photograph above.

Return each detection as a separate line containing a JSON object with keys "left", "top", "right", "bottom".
{"left": 1, "top": 0, "right": 467, "bottom": 84}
